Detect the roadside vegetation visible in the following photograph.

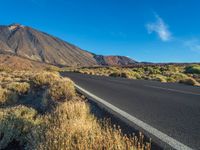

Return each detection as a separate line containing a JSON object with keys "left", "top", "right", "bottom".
{"left": 68, "top": 64, "right": 200, "bottom": 86}
{"left": 0, "top": 68, "right": 151, "bottom": 150}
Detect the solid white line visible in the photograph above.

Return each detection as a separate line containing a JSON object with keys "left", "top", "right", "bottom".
{"left": 75, "top": 84, "right": 193, "bottom": 150}
{"left": 144, "top": 85, "right": 200, "bottom": 96}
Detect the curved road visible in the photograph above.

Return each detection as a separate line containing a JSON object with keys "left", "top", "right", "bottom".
{"left": 62, "top": 72, "right": 200, "bottom": 150}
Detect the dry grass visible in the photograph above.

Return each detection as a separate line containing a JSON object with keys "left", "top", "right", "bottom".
{"left": 0, "top": 70, "right": 151, "bottom": 150}
{"left": 27, "top": 100, "right": 151, "bottom": 150}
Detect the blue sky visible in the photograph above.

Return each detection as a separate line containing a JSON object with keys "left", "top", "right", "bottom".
{"left": 0, "top": 0, "right": 200, "bottom": 62}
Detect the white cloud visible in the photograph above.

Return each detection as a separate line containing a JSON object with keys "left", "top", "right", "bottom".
{"left": 146, "top": 15, "right": 171, "bottom": 41}
{"left": 184, "top": 39, "right": 200, "bottom": 53}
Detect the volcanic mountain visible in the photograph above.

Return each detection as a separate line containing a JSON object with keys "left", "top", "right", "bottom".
{"left": 0, "top": 23, "right": 136, "bottom": 66}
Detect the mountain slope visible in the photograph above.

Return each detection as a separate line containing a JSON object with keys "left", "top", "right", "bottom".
{"left": 0, "top": 54, "right": 52, "bottom": 70}
{"left": 0, "top": 23, "right": 137, "bottom": 66}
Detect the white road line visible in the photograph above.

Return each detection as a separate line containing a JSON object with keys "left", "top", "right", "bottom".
{"left": 75, "top": 84, "right": 193, "bottom": 150}
{"left": 144, "top": 85, "right": 200, "bottom": 96}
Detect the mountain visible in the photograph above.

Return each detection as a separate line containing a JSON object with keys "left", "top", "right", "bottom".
{"left": 0, "top": 23, "right": 137, "bottom": 66}
{"left": 94, "top": 55, "right": 136, "bottom": 66}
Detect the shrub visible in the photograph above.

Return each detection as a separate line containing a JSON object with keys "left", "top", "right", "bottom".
{"left": 33, "top": 72, "right": 60, "bottom": 86}
{"left": 27, "top": 101, "right": 150, "bottom": 150}
{"left": 179, "top": 77, "right": 200, "bottom": 86}
{"left": 170, "top": 73, "right": 188, "bottom": 82}
{"left": 166, "top": 77, "right": 177, "bottom": 83}
{"left": 0, "top": 106, "right": 42, "bottom": 149}
{"left": 48, "top": 78, "right": 75, "bottom": 102}
{"left": 121, "top": 72, "right": 130, "bottom": 78}
{"left": 185, "top": 65, "right": 200, "bottom": 74}
{"left": 150, "top": 74, "right": 167, "bottom": 82}
{"left": 109, "top": 72, "right": 121, "bottom": 77}
{"left": 0, "top": 87, "right": 8, "bottom": 104}
{"left": 6, "top": 82, "right": 30, "bottom": 94}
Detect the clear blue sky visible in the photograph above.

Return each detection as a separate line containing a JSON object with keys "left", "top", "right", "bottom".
{"left": 0, "top": 0, "right": 200, "bottom": 62}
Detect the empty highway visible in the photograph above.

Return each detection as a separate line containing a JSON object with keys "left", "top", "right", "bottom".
{"left": 62, "top": 72, "right": 200, "bottom": 150}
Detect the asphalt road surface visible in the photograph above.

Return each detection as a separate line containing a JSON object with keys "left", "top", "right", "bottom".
{"left": 62, "top": 72, "right": 200, "bottom": 150}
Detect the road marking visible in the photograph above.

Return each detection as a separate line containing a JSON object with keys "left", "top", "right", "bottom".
{"left": 144, "top": 85, "right": 200, "bottom": 96}
{"left": 75, "top": 84, "right": 193, "bottom": 150}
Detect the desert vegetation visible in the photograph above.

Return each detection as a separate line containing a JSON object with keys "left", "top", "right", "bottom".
{"left": 69, "top": 64, "right": 200, "bottom": 86}
{"left": 0, "top": 69, "right": 151, "bottom": 150}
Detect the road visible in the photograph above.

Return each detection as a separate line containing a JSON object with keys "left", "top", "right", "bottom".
{"left": 61, "top": 72, "right": 200, "bottom": 150}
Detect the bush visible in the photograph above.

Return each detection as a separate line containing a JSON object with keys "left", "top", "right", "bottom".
{"left": 0, "top": 106, "right": 42, "bottom": 149}
{"left": 48, "top": 78, "right": 75, "bottom": 102}
{"left": 5, "top": 82, "right": 30, "bottom": 94}
{"left": 109, "top": 72, "right": 121, "bottom": 77}
{"left": 0, "top": 87, "right": 8, "bottom": 104}
{"left": 170, "top": 73, "right": 188, "bottom": 82}
{"left": 33, "top": 72, "right": 60, "bottom": 86}
{"left": 185, "top": 65, "right": 200, "bottom": 74}
{"left": 150, "top": 74, "right": 167, "bottom": 82}
{"left": 121, "top": 72, "right": 130, "bottom": 78}
{"left": 27, "top": 101, "right": 149, "bottom": 150}
{"left": 179, "top": 77, "right": 200, "bottom": 86}
{"left": 166, "top": 77, "right": 177, "bottom": 83}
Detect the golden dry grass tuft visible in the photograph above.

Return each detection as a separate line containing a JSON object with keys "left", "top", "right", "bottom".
{"left": 27, "top": 100, "right": 151, "bottom": 150}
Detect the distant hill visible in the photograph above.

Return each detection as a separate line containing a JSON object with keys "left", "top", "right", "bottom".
{"left": 0, "top": 23, "right": 137, "bottom": 66}
{"left": 94, "top": 55, "right": 136, "bottom": 66}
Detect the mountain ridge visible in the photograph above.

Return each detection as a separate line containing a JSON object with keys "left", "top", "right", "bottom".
{"left": 0, "top": 23, "right": 137, "bottom": 66}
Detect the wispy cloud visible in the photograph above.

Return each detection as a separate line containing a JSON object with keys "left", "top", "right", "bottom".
{"left": 184, "top": 39, "right": 200, "bottom": 53}
{"left": 146, "top": 14, "right": 171, "bottom": 42}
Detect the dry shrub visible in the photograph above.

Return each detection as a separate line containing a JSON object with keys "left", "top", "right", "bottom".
{"left": 109, "top": 72, "right": 121, "bottom": 77}
{"left": 27, "top": 100, "right": 151, "bottom": 150}
{"left": 48, "top": 78, "right": 75, "bottom": 101}
{"left": 0, "top": 87, "right": 8, "bottom": 104}
{"left": 169, "top": 73, "right": 188, "bottom": 82}
{"left": 33, "top": 72, "right": 61, "bottom": 86}
{"left": 0, "top": 106, "right": 42, "bottom": 149}
{"left": 150, "top": 74, "right": 167, "bottom": 83}
{"left": 5, "top": 82, "right": 30, "bottom": 94}
{"left": 0, "top": 87, "right": 18, "bottom": 105}
{"left": 179, "top": 77, "right": 200, "bottom": 86}
{"left": 33, "top": 71, "right": 76, "bottom": 102}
